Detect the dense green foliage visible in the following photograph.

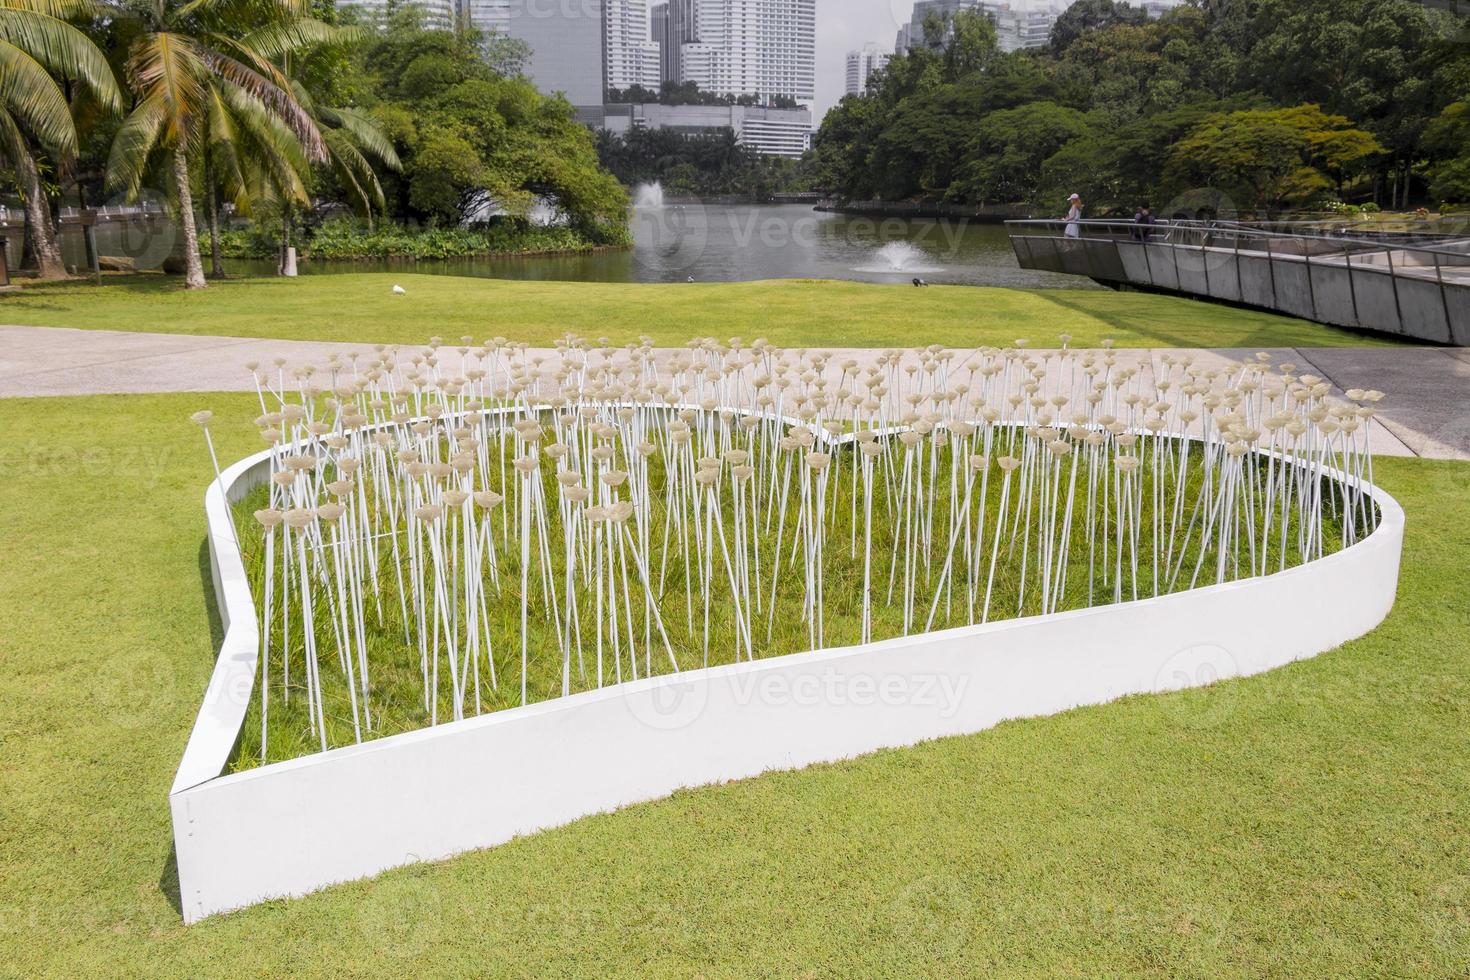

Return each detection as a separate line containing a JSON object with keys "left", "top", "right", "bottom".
{"left": 595, "top": 127, "right": 808, "bottom": 198}
{"left": 812, "top": 0, "right": 1470, "bottom": 214}
{"left": 338, "top": 10, "right": 627, "bottom": 239}
{"left": 5, "top": 2, "right": 629, "bottom": 283}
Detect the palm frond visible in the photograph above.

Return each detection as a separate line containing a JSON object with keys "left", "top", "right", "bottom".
{"left": 126, "top": 31, "right": 207, "bottom": 145}
{"left": 0, "top": 103, "right": 32, "bottom": 168}
{"left": 205, "top": 85, "right": 250, "bottom": 210}
{"left": 196, "top": 45, "right": 324, "bottom": 162}
{"left": 215, "top": 75, "right": 310, "bottom": 201}
{"left": 0, "top": 41, "right": 76, "bottom": 151}
{"left": 238, "top": 18, "right": 350, "bottom": 59}
{"left": 104, "top": 93, "right": 164, "bottom": 197}
{"left": 322, "top": 104, "right": 400, "bottom": 170}
{"left": 0, "top": 0, "right": 109, "bottom": 20}
{"left": 0, "top": 8, "right": 120, "bottom": 111}
{"left": 324, "top": 125, "right": 383, "bottom": 214}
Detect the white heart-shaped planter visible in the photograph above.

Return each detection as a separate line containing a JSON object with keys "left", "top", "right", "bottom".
{"left": 171, "top": 408, "right": 1404, "bottom": 923}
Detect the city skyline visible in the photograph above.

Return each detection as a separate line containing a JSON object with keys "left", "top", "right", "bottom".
{"left": 334, "top": 0, "right": 1187, "bottom": 121}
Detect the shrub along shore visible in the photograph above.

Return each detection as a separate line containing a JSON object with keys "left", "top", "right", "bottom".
{"left": 218, "top": 220, "right": 631, "bottom": 262}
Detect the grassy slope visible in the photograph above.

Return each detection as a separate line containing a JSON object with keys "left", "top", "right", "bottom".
{"left": 0, "top": 273, "right": 1403, "bottom": 349}
{"left": 1, "top": 391, "right": 1467, "bottom": 976}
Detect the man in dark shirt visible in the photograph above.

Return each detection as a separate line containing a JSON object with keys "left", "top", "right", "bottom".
{"left": 1133, "top": 203, "right": 1156, "bottom": 241}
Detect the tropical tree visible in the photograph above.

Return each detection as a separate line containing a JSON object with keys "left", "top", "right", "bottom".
{"left": 949, "top": 102, "right": 1092, "bottom": 205}
{"left": 1424, "top": 100, "right": 1470, "bottom": 206}
{"left": 1164, "top": 104, "right": 1383, "bottom": 212}
{"left": 0, "top": 0, "right": 120, "bottom": 278}
{"left": 106, "top": 0, "right": 328, "bottom": 288}
{"left": 197, "top": 73, "right": 313, "bottom": 276}
{"left": 294, "top": 82, "right": 401, "bottom": 229}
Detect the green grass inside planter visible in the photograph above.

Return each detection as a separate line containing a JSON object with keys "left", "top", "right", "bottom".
{"left": 227, "top": 434, "right": 1361, "bottom": 770}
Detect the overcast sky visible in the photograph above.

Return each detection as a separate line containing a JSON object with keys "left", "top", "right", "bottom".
{"left": 814, "top": 0, "right": 913, "bottom": 119}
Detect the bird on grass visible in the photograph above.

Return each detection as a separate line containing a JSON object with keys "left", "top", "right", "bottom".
{"left": 392, "top": 284, "right": 406, "bottom": 295}
{"left": 912, "top": 278, "right": 929, "bottom": 288}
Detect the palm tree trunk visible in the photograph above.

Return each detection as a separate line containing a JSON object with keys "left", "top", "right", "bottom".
{"left": 279, "top": 200, "right": 292, "bottom": 276}
{"left": 172, "top": 147, "right": 207, "bottom": 289}
{"left": 18, "top": 151, "right": 66, "bottom": 280}
{"left": 207, "top": 182, "right": 223, "bottom": 278}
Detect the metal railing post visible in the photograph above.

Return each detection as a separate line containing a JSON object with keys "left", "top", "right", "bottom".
{"left": 1266, "top": 235, "right": 1278, "bottom": 309}
{"left": 1385, "top": 247, "right": 1404, "bottom": 334}
{"left": 1304, "top": 243, "right": 1318, "bottom": 322}
{"left": 1435, "top": 252, "right": 1454, "bottom": 337}
{"left": 1345, "top": 248, "right": 1360, "bottom": 326}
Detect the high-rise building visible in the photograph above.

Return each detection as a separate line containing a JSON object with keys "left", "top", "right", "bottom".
{"left": 894, "top": 0, "right": 978, "bottom": 54}
{"left": 894, "top": 1, "right": 1059, "bottom": 55}
{"left": 656, "top": 0, "right": 814, "bottom": 102}
{"left": 845, "top": 43, "right": 890, "bottom": 96}
{"left": 652, "top": 3, "right": 670, "bottom": 81}
{"left": 652, "top": 0, "right": 699, "bottom": 86}
{"left": 605, "top": 0, "right": 662, "bottom": 91}
{"left": 986, "top": 4, "right": 1059, "bottom": 52}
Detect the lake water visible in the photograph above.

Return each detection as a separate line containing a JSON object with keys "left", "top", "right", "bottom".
{"left": 222, "top": 204, "right": 1093, "bottom": 289}
{"left": 40, "top": 203, "right": 1091, "bottom": 288}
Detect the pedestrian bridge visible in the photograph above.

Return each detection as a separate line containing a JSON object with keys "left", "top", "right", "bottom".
{"left": 1006, "top": 220, "right": 1470, "bottom": 345}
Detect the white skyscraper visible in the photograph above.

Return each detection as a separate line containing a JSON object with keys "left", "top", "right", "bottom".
{"left": 671, "top": 0, "right": 814, "bottom": 102}
{"left": 605, "top": 0, "right": 662, "bottom": 91}
{"left": 894, "top": 1, "right": 1061, "bottom": 55}
{"left": 845, "top": 43, "right": 890, "bottom": 96}
{"left": 461, "top": 0, "right": 510, "bottom": 33}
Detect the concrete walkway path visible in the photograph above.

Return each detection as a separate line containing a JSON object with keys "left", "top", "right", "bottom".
{"left": 3, "top": 324, "right": 1467, "bottom": 460}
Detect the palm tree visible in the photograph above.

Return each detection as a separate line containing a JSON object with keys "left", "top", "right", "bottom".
{"left": 0, "top": 0, "right": 120, "bottom": 278}
{"left": 199, "top": 74, "right": 313, "bottom": 276}
{"left": 294, "top": 82, "right": 400, "bottom": 231}
{"left": 106, "top": 0, "right": 327, "bottom": 288}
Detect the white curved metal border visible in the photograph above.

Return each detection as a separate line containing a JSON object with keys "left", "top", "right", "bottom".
{"left": 171, "top": 412, "right": 1406, "bottom": 922}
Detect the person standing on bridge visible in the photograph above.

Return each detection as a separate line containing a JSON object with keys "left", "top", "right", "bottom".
{"left": 1132, "top": 203, "right": 1156, "bottom": 241}
{"left": 1064, "top": 194, "right": 1083, "bottom": 238}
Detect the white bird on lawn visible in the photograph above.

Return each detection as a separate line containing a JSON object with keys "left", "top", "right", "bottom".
{"left": 392, "top": 284, "right": 406, "bottom": 295}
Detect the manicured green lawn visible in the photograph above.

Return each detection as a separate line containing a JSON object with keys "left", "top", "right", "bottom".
{"left": 0, "top": 273, "right": 1404, "bottom": 349}
{"left": 2, "top": 391, "right": 1467, "bottom": 975}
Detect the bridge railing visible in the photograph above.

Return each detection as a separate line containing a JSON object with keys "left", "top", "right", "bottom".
{"left": 1004, "top": 219, "right": 1470, "bottom": 345}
